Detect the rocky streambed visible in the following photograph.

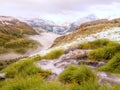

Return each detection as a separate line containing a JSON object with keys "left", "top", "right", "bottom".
{"left": 36, "top": 48, "right": 120, "bottom": 85}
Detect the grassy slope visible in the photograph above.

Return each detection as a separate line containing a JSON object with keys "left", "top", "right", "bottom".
{"left": 0, "top": 18, "right": 38, "bottom": 55}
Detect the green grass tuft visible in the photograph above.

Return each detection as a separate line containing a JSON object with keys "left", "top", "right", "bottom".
{"left": 88, "top": 42, "right": 120, "bottom": 61}
{"left": 0, "top": 76, "right": 44, "bottom": 90}
{"left": 59, "top": 65, "right": 96, "bottom": 84}
{"left": 0, "top": 55, "right": 51, "bottom": 78}
{"left": 43, "top": 49, "right": 65, "bottom": 59}
{"left": 98, "top": 53, "right": 120, "bottom": 73}
{"left": 80, "top": 39, "right": 110, "bottom": 49}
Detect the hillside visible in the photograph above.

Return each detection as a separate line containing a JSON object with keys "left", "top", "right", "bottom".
{"left": 0, "top": 16, "right": 37, "bottom": 35}
{"left": 51, "top": 18, "right": 120, "bottom": 48}
{"left": 0, "top": 16, "right": 38, "bottom": 58}
{"left": 1, "top": 18, "right": 120, "bottom": 90}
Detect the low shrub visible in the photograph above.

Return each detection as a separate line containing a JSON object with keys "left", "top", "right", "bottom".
{"left": 89, "top": 43, "right": 120, "bottom": 61}
{"left": 1, "top": 76, "right": 120, "bottom": 90}
{"left": 0, "top": 76, "right": 44, "bottom": 90}
{"left": 40, "top": 82, "right": 64, "bottom": 90}
{"left": 43, "top": 49, "right": 65, "bottom": 59}
{"left": 1, "top": 55, "right": 51, "bottom": 78}
{"left": 59, "top": 65, "right": 96, "bottom": 84}
{"left": 98, "top": 53, "right": 120, "bottom": 73}
{"left": 0, "top": 76, "right": 64, "bottom": 90}
{"left": 66, "top": 81, "right": 120, "bottom": 90}
{"left": 80, "top": 39, "right": 110, "bottom": 49}
{"left": 66, "top": 81, "right": 98, "bottom": 90}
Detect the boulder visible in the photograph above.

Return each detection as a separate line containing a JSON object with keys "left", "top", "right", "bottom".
{"left": 97, "top": 62, "right": 105, "bottom": 67}
{"left": 70, "top": 49, "right": 86, "bottom": 59}
{"left": 61, "top": 49, "right": 91, "bottom": 61}
{"left": 78, "top": 61, "right": 105, "bottom": 68}
{"left": 69, "top": 49, "right": 91, "bottom": 59}
{"left": 65, "top": 46, "right": 80, "bottom": 53}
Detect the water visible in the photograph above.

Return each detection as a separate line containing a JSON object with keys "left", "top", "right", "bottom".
{"left": 36, "top": 49, "right": 120, "bottom": 85}
{"left": 36, "top": 52, "right": 79, "bottom": 75}
{"left": 36, "top": 60, "right": 64, "bottom": 75}
{"left": 97, "top": 72, "right": 120, "bottom": 85}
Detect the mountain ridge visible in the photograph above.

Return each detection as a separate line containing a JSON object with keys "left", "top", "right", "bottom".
{"left": 22, "top": 14, "right": 98, "bottom": 34}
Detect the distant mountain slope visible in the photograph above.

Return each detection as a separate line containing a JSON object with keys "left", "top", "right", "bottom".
{"left": 0, "top": 16, "right": 38, "bottom": 57}
{"left": 22, "top": 14, "right": 98, "bottom": 34}
{"left": 0, "top": 16, "right": 37, "bottom": 35}
{"left": 22, "top": 18, "right": 72, "bottom": 34}
{"left": 51, "top": 18, "right": 120, "bottom": 48}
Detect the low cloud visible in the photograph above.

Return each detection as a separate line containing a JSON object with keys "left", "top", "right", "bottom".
{"left": 1, "top": 0, "right": 120, "bottom": 13}
{"left": 0, "top": 0, "right": 120, "bottom": 23}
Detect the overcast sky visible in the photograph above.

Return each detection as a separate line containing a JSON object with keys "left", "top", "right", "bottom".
{"left": 0, "top": 0, "right": 120, "bottom": 24}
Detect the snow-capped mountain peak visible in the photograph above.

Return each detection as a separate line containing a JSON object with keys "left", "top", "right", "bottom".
{"left": 74, "top": 14, "right": 98, "bottom": 26}
{"left": 22, "top": 14, "right": 98, "bottom": 34}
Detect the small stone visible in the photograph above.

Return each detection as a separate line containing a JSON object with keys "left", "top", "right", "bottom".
{"left": 0, "top": 73, "right": 6, "bottom": 80}
{"left": 97, "top": 62, "right": 105, "bottom": 67}
{"left": 70, "top": 49, "right": 87, "bottom": 59}
{"left": 65, "top": 46, "right": 80, "bottom": 53}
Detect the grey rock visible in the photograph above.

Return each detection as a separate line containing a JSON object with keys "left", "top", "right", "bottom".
{"left": 97, "top": 62, "right": 106, "bottom": 67}
{"left": 0, "top": 73, "right": 6, "bottom": 80}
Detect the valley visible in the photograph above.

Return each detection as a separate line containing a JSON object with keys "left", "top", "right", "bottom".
{"left": 0, "top": 16, "right": 120, "bottom": 90}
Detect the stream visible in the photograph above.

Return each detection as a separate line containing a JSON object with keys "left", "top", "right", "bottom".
{"left": 36, "top": 49, "right": 120, "bottom": 85}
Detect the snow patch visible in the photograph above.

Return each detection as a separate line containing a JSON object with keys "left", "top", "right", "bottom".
{"left": 37, "top": 27, "right": 120, "bottom": 56}
{"left": 0, "top": 16, "right": 16, "bottom": 25}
